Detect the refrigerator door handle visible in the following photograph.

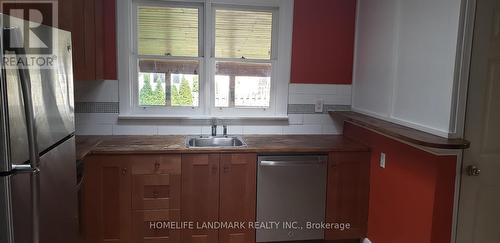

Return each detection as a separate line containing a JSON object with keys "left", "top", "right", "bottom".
{"left": 10, "top": 61, "right": 40, "bottom": 172}
{"left": 2, "top": 27, "right": 41, "bottom": 172}
{"left": 10, "top": 41, "right": 40, "bottom": 173}
{"left": 4, "top": 27, "right": 41, "bottom": 243}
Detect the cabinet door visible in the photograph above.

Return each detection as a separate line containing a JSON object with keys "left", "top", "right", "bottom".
{"left": 84, "top": 155, "right": 131, "bottom": 243}
{"left": 219, "top": 154, "right": 257, "bottom": 243}
{"left": 70, "top": 0, "right": 117, "bottom": 80}
{"left": 70, "top": 0, "right": 92, "bottom": 80}
{"left": 181, "top": 154, "right": 220, "bottom": 243}
{"left": 325, "top": 152, "right": 370, "bottom": 240}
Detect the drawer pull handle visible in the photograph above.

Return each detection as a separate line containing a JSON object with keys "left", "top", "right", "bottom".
{"left": 154, "top": 162, "right": 160, "bottom": 170}
{"left": 121, "top": 168, "right": 127, "bottom": 175}
{"left": 153, "top": 191, "right": 159, "bottom": 198}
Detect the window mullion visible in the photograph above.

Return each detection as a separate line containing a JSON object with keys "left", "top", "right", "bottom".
{"left": 204, "top": 1, "right": 214, "bottom": 116}
{"left": 229, "top": 75, "right": 235, "bottom": 108}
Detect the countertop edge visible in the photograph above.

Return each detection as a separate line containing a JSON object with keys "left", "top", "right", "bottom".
{"left": 76, "top": 135, "right": 370, "bottom": 159}
{"left": 330, "top": 111, "right": 470, "bottom": 150}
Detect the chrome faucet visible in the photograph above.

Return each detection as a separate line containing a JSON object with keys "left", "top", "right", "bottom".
{"left": 223, "top": 125, "right": 228, "bottom": 136}
{"left": 211, "top": 124, "right": 217, "bottom": 136}
{"left": 211, "top": 119, "right": 218, "bottom": 136}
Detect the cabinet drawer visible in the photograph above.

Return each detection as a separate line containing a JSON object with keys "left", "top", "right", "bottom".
{"left": 132, "top": 174, "right": 181, "bottom": 210}
{"left": 132, "top": 210, "right": 181, "bottom": 243}
{"left": 131, "top": 155, "right": 181, "bottom": 175}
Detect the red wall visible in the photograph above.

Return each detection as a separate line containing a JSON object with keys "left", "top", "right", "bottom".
{"left": 290, "top": 0, "right": 357, "bottom": 84}
{"left": 343, "top": 123, "right": 456, "bottom": 243}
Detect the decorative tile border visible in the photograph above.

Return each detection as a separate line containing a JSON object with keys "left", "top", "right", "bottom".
{"left": 75, "top": 102, "right": 350, "bottom": 115}
{"left": 75, "top": 102, "right": 119, "bottom": 113}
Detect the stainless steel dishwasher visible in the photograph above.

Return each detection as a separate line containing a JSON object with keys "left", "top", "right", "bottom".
{"left": 256, "top": 155, "right": 328, "bottom": 242}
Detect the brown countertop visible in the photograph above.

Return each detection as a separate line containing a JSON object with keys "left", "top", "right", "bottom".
{"left": 76, "top": 136, "right": 105, "bottom": 160}
{"left": 330, "top": 111, "right": 470, "bottom": 149}
{"left": 76, "top": 135, "right": 369, "bottom": 158}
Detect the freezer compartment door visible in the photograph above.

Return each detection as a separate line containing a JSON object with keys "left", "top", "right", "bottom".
{"left": 10, "top": 136, "right": 78, "bottom": 243}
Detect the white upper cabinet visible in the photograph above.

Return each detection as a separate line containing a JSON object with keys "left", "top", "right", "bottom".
{"left": 352, "top": 0, "right": 467, "bottom": 137}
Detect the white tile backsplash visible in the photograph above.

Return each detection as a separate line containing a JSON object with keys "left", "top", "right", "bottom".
{"left": 76, "top": 123, "right": 114, "bottom": 135}
{"left": 74, "top": 83, "right": 350, "bottom": 135}
{"left": 287, "top": 114, "right": 304, "bottom": 125}
{"left": 112, "top": 125, "right": 158, "bottom": 135}
{"left": 283, "top": 125, "right": 323, "bottom": 134}
{"left": 158, "top": 126, "right": 202, "bottom": 135}
{"left": 74, "top": 114, "right": 343, "bottom": 135}
{"left": 303, "top": 114, "right": 336, "bottom": 125}
{"left": 226, "top": 126, "right": 244, "bottom": 135}
{"left": 242, "top": 126, "right": 284, "bottom": 135}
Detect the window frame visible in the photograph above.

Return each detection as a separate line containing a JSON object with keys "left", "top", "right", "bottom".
{"left": 131, "top": 0, "right": 205, "bottom": 116}
{"left": 209, "top": 5, "right": 278, "bottom": 117}
{"left": 118, "top": 0, "right": 293, "bottom": 119}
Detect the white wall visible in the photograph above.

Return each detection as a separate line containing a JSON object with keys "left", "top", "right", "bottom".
{"left": 352, "top": 0, "right": 465, "bottom": 137}
{"left": 74, "top": 81, "right": 351, "bottom": 135}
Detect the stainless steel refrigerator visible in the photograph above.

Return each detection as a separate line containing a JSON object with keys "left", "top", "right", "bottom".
{"left": 0, "top": 15, "right": 78, "bottom": 243}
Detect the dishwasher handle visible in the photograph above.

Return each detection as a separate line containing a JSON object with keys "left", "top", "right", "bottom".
{"left": 259, "top": 159, "right": 327, "bottom": 167}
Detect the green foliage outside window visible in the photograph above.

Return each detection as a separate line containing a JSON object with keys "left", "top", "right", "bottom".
{"left": 152, "top": 77, "right": 166, "bottom": 105}
{"left": 140, "top": 73, "right": 196, "bottom": 106}
{"left": 177, "top": 77, "right": 193, "bottom": 106}
{"left": 171, "top": 85, "right": 180, "bottom": 105}
{"left": 139, "top": 73, "right": 165, "bottom": 106}
{"left": 192, "top": 77, "right": 199, "bottom": 92}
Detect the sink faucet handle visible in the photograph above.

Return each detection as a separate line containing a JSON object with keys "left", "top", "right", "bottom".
{"left": 211, "top": 124, "right": 217, "bottom": 136}
{"left": 223, "top": 125, "right": 228, "bottom": 136}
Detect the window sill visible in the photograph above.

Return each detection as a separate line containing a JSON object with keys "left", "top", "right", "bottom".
{"left": 117, "top": 114, "right": 289, "bottom": 122}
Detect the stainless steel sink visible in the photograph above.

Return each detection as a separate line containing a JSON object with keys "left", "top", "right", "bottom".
{"left": 186, "top": 136, "right": 247, "bottom": 148}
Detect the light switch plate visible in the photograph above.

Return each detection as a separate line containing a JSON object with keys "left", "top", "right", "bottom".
{"left": 315, "top": 99, "right": 324, "bottom": 113}
{"left": 380, "top": 153, "right": 386, "bottom": 168}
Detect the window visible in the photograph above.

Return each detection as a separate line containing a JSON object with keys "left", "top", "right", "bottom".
{"left": 137, "top": 5, "right": 201, "bottom": 108}
{"left": 119, "top": 0, "right": 292, "bottom": 118}
{"left": 214, "top": 8, "right": 273, "bottom": 108}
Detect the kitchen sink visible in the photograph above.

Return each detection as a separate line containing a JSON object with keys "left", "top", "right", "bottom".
{"left": 185, "top": 136, "right": 247, "bottom": 148}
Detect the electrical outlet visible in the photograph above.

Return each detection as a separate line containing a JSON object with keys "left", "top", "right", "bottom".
{"left": 315, "top": 99, "right": 324, "bottom": 113}
{"left": 380, "top": 153, "right": 386, "bottom": 168}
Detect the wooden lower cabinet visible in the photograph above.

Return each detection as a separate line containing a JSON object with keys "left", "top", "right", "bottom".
{"left": 84, "top": 154, "right": 181, "bottom": 243}
{"left": 325, "top": 152, "right": 371, "bottom": 240}
{"left": 84, "top": 151, "right": 368, "bottom": 243}
{"left": 181, "top": 154, "right": 220, "bottom": 243}
{"left": 219, "top": 154, "right": 257, "bottom": 243}
{"left": 181, "top": 153, "right": 257, "bottom": 243}
{"left": 83, "top": 155, "right": 132, "bottom": 243}
{"left": 131, "top": 155, "right": 182, "bottom": 243}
